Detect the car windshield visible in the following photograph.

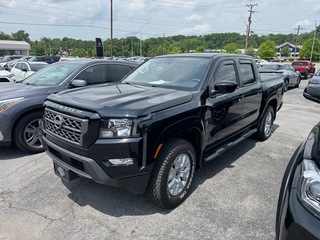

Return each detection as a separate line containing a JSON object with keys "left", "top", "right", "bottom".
{"left": 122, "top": 57, "right": 210, "bottom": 90}
{"left": 292, "top": 62, "right": 308, "bottom": 66}
{"left": 259, "top": 64, "right": 285, "bottom": 70}
{"left": 22, "top": 62, "right": 81, "bottom": 86}
{"left": 29, "top": 63, "right": 48, "bottom": 71}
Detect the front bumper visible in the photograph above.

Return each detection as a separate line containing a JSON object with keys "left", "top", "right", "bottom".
{"left": 0, "top": 112, "right": 14, "bottom": 145}
{"left": 42, "top": 133, "right": 152, "bottom": 194}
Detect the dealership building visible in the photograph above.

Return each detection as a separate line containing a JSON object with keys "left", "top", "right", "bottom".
{"left": 0, "top": 40, "right": 30, "bottom": 56}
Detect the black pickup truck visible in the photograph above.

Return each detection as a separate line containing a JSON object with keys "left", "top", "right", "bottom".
{"left": 42, "top": 53, "right": 284, "bottom": 209}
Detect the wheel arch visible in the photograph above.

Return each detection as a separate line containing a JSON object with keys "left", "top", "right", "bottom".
{"left": 12, "top": 107, "right": 43, "bottom": 143}
{"left": 149, "top": 116, "right": 205, "bottom": 170}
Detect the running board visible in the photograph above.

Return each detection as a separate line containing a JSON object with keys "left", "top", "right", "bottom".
{"left": 204, "top": 128, "right": 257, "bottom": 162}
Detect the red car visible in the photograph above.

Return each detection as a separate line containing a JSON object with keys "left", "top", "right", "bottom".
{"left": 291, "top": 60, "right": 316, "bottom": 79}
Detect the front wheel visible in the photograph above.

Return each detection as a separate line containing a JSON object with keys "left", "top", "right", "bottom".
{"left": 254, "top": 106, "right": 274, "bottom": 141}
{"left": 145, "top": 138, "right": 196, "bottom": 209}
{"left": 13, "top": 112, "right": 44, "bottom": 154}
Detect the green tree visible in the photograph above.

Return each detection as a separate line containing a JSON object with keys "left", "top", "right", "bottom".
{"left": 247, "top": 47, "right": 256, "bottom": 56}
{"left": 281, "top": 46, "right": 290, "bottom": 57}
{"left": 195, "top": 46, "right": 205, "bottom": 53}
{"left": 171, "top": 47, "right": 181, "bottom": 54}
{"left": 11, "top": 30, "right": 30, "bottom": 43}
{"left": 0, "top": 31, "right": 12, "bottom": 40}
{"left": 224, "top": 43, "right": 241, "bottom": 54}
{"left": 258, "top": 40, "right": 277, "bottom": 60}
{"left": 299, "top": 38, "right": 320, "bottom": 61}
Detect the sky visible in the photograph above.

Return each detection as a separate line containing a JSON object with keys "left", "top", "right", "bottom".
{"left": 0, "top": 0, "right": 319, "bottom": 41}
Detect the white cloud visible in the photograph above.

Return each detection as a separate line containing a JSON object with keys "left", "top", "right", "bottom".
{"left": 178, "top": 23, "right": 212, "bottom": 36}
{"left": 295, "top": 19, "right": 313, "bottom": 27}
{"left": 185, "top": 14, "right": 203, "bottom": 21}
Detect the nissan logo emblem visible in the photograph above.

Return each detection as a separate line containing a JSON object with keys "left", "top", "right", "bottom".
{"left": 53, "top": 115, "right": 64, "bottom": 129}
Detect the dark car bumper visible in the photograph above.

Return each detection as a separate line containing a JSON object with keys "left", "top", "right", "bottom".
{"left": 0, "top": 112, "right": 14, "bottom": 145}
{"left": 42, "top": 132, "right": 152, "bottom": 194}
{"left": 303, "top": 85, "right": 320, "bottom": 103}
{"left": 276, "top": 143, "right": 320, "bottom": 240}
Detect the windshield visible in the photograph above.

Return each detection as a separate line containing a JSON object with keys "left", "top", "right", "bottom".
{"left": 122, "top": 57, "right": 210, "bottom": 90}
{"left": 29, "top": 63, "right": 48, "bottom": 71}
{"left": 259, "top": 64, "right": 284, "bottom": 70}
{"left": 292, "top": 62, "right": 308, "bottom": 66}
{"left": 23, "top": 62, "right": 81, "bottom": 86}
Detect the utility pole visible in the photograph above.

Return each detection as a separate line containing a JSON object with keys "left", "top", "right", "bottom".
{"left": 110, "top": 0, "right": 113, "bottom": 59}
{"left": 294, "top": 25, "right": 301, "bottom": 60}
{"left": 310, "top": 20, "right": 317, "bottom": 61}
{"left": 245, "top": 3, "right": 257, "bottom": 55}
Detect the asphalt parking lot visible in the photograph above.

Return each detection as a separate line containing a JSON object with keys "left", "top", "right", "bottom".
{"left": 1, "top": 75, "right": 320, "bottom": 240}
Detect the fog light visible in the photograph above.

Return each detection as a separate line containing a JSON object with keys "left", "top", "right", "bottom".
{"left": 109, "top": 158, "right": 134, "bottom": 166}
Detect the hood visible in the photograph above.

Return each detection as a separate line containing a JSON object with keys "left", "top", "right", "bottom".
{"left": 48, "top": 83, "right": 194, "bottom": 117}
{"left": 309, "top": 76, "right": 320, "bottom": 84}
{"left": 0, "top": 83, "right": 50, "bottom": 100}
{"left": 0, "top": 69, "right": 11, "bottom": 76}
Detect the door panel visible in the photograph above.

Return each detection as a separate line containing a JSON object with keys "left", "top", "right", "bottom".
{"left": 206, "top": 60, "right": 245, "bottom": 146}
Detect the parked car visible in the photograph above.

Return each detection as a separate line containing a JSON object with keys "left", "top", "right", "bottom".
{"left": 0, "top": 59, "right": 138, "bottom": 153}
{"left": 3, "top": 56, "right": 36, "bottom": 71}
{"left": 303, "top": 69, "right": 320, "bottom": 103}
{"left": 0, "top": 65, "right": 15, "bottom": 82}
{"left": 255, "top": 59, "right": 270, "bottom": 68}
{"left": 11, "top": 61, "right": 49, "bottom": 82}
{"left": 42, "top": 53, "right": 284, "bottom": 209}
{"left": 292, "top": 60, "right": 316, "bottom": 79}
{"left": 276, "top": 85, "right": 320, "bottom": 240}
{"left": 0, "top": 55, "right": 25, "bottom": 67}
{"left": 259, "top": 63, "right": 301, "bottom": 92}
{"left": 28, "top": 55, "right": 61, "bottom": 64}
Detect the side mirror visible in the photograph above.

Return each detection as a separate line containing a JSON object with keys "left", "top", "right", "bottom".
{"left": 21, "top": 68, "right": 27, "bottom": 72}
{"left": 70, "top": 79, "right": 87, "bottom": 88}
{"left": 211, "top": 80, "right": 238, "bottom": 95}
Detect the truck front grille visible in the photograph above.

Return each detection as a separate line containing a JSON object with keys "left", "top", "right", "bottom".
{"left": 44, "top": 108, "right": 89, "bottom": 145}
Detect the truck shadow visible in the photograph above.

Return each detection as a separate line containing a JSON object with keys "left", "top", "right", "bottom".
{"left": 62, "top": 133, "right": 274, "bottom": 217}
{"left": 0, "top": 145, "right": 29, "bottom": 160}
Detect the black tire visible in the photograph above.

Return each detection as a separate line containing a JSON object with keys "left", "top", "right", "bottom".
{"left": 13, "top": 112, "right": 44, "bottom": 154}
{"left": 283, "top": 79, "right": 289, "bottom": 92}
{"left": 295, "top": 76, "right": 301, "bottom": 88}
{"left": 145, "top": 138, "right": 196, "bottom": 209}
{"left": 254, "top": 105, "right": 274, "bottom": 141}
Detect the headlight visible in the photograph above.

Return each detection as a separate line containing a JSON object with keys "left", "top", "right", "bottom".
{"left": 7, "top": 74, "right": 14, "bottom": 79}
{"left": 309, "top": 79, "right": 320, "bottom": 85}
{"left": 299, "top": 159, "right": 320, "bottom": 215}
{"left": 99, "top": 119, "right": 132, "bottom": 138}
{"left": 0, "top": 98, "right": 24, "bottom": 113}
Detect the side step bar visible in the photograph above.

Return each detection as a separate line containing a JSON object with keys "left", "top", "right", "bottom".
{"left": 204, "top": 128, "right": 257, "bottom": 162}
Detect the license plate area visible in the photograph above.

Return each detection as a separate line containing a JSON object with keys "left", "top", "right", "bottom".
{"left": 54, "top": 162, "right": 79, "bottom": 182}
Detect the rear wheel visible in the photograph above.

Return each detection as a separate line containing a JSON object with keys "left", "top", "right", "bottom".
{"left": 255, "top": 106, "right": 274, "bottom": 141}
{"left": 13, "top": 112, "right": 44, "bottom": 154}
{"left": 145, "top": 138, "right": 196, "bottom": 209}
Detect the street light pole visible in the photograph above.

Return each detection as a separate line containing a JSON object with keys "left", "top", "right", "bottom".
{"left": 140, "top": 21, "right": 150, "bottom": 57}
